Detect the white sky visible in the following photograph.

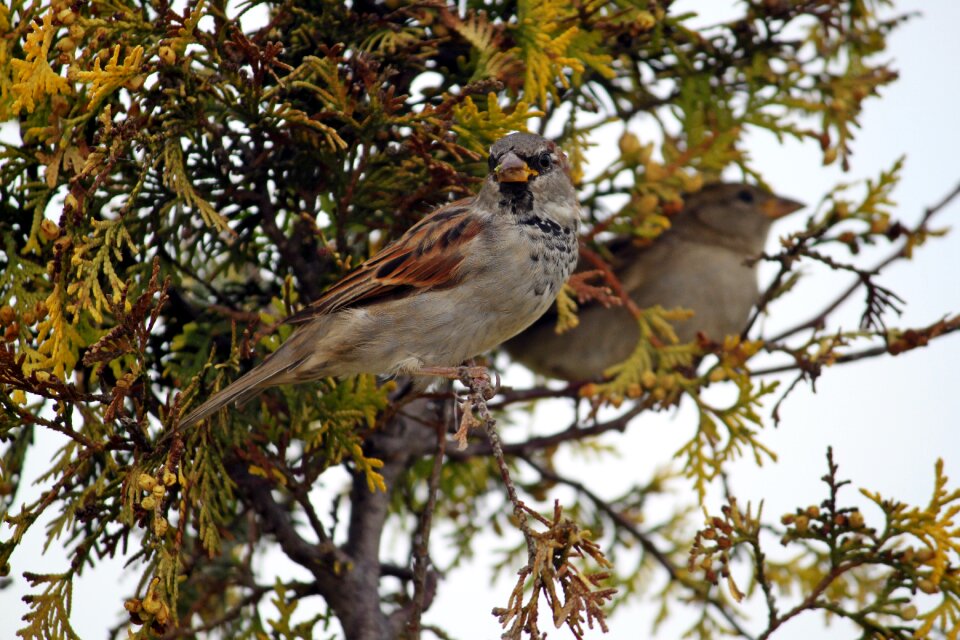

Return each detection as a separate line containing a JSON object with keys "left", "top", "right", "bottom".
{"left": 3, "top": 1, "right": 959, "bottom": 639}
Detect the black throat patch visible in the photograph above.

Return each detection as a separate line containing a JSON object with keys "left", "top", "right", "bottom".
{"left": 498, "top": 182, "right": 534, "bottom": 217}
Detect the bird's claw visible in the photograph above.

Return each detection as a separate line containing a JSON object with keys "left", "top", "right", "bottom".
{"left": 456, "top": 365, "right": 500, "bottom": 400}
{"left": 415, "top": 364, "right": 500, "bottom": 400}
{"left": 416, "top": 363, "right": 500, "bottom": 449}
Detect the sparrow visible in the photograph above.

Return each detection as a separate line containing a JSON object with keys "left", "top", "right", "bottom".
{"left": 505, "top": 182, "right": 804, "bottom": 381}
{"left": 180, "top": 132, "right": 580, "bottom": 428}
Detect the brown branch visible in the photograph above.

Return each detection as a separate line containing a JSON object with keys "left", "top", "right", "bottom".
{"left": 228, "top": 460, "right": 349, "bottom": 575}
{"left": 451, "top": 404, "right": 644, "bottom": 460}
{"left": 487, "top": 380, "right": 586, "bottom": 410}
{"left": 163, "top": 583, "right": 273, "bottom": 638}
{"left": 17, "top": 406, "right": 104, "bottom": 451}
{"left": 343, "top": 420, "right": 425, "bottom": 639}
{"left": 230, "top": 454, "right": 400, "bottom": 640}
{"left": 756, "top": 560, "right": 869, "bottom": 640}
{"left": 755, "top": 315, "right": 960, "bottom": 377}
{"left": 406, "top": 403, "right": 448, "bottom": 637}
{"left": 289, "top": 481, "right": 333, "bottom": 548}
{"left": 753, "top": 345, "right": 885, "bottom": 377}
{"left": 462, "top": 374, "right": 539, "bottom": 562}
{"left": 579, "top": 243, "right": 643, "bottom": 318}
{"left": 755, "top": 179, "right": 960, "bottom": 343}
{"left": 748, "top": 534, "right": 779, "bottom": 629}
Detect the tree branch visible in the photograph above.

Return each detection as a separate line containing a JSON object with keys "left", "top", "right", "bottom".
{"left": 406, "top": 401, "right": 449, "bottom": 637}
{"left": 755, "top": 179, "right": 960, "bottom": 343}
{"left": 521, "top": 458, "right": 756, "bottom": 639}
{"left": 451, "top": 405, "right": 644, "bottom": 460}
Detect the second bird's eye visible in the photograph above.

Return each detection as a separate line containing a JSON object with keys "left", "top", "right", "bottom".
{"left": 538, "top": 152, "right": 553, "bottom": 171}
{"left": 736, "top": 189, "right": 755, "bottom": 203}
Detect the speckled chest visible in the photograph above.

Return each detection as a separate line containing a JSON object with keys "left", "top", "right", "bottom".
{"left": 494, "top": 182, "right": 579, "bottom": 308}
{"left": 517, "top": 213, "right": 579, "bottom": 298}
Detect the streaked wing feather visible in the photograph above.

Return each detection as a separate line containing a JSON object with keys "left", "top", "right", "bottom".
{"left": 286, "top": 199, "right": 483, "bottom": 324}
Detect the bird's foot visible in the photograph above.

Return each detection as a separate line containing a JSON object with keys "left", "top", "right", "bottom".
{"left": 416, "top": 364, "right": 500, "bottom": 449}
{"left": 415, "top": 364, "right": 501, "bottom": 400}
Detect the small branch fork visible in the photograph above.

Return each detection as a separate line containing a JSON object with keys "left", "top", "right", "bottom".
{"left": 746, "top": 179, "right": 960, "bottom": 416}
{"left": 747, "top": 179, "right": 960, "bottom": 343}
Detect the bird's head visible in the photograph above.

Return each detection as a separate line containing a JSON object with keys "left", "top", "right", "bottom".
{"left": 483, "top": 133, "right": 578, "bottom": 221}
{"left": 681, "top": 182, "right": 805, "bottom": 253}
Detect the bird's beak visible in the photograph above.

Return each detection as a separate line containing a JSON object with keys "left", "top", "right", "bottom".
{"left": 495, "top": 152, "right": 538, "bottom": 183}
{"left": 760, "top": 196, "right": 805, "bottom": 219}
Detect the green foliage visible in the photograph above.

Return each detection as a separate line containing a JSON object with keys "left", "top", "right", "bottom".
{"left": 301, "top": 374, "right": 392, "bottom": 493}
{"left": 267, "top": 579, "right": 333, "bottom": 640}
{"left": 691, "top": 450, "right": 960, "bottom": 640}
{"left": 0, "top": 0, "right": 954, "bottom": 638}
{"left": 17, "top": 572, "right": 81, "bottom": 640}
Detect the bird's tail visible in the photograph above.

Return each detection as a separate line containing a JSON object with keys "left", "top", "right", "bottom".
{"left": 179, "top": 333, "right": 313, "bottom": 429}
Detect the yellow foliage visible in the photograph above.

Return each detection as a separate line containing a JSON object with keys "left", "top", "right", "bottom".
{"left": 553, "top": 283, "right": 579, "bottom": 334}
{"left": 452, "top": 93, "right": 543, "bottom": 154}
{"left": 73, "top": 44, "right": 144, "bottom": 110}
{"left": 8, "top": 10, "right": 72, "bottom": 115}
{"left": 24, "top": 281, "right": 83, "bottom": 379}
{"left": 0, "top": 5, "right": 12, "bottom": 117}
{"left": 352, "top": 444, "right": 386, "bottom": 493}
{"left": 273, "top": 103, "right": 348, "bottom": 151}
{"left": 863, "top": 459, "right": 960, "bottom": 592}
{"left": 21, "top": 215, "right": 140, "bottom": 379}
{"left": 68, "top": 218, "right": 138, "bottom": 323}
{"left": 511, "top": 0, "right": 613, "bottom": 108}
{"left": 588, "top": 305, "right": 694, "bottom": 400}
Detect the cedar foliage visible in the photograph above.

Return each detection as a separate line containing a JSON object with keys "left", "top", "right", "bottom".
{"left": 0, "top": 0, "right": 958, "bottom": 638}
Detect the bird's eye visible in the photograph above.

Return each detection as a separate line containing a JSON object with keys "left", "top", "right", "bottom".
{"left": 736, "top": 189, "right": 755, "bottom": 203}
{"left": 538, "top": 152, "right": 553, "bottom": 171}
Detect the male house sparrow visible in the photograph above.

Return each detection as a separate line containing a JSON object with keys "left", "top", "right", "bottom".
{"left": 181, "top": 132, "right": 580, "bottom": 428}
{"left": 505, "top": 182, "right": 803, "bottom": 381}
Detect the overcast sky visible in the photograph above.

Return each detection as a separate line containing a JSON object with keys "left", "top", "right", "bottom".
{"left": 3, "top": 1, "right": 959, "bottom": 639}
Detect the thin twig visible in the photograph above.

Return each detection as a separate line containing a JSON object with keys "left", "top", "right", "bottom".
{"left": 755, "top": 316, "right": 960, "bottom": 378}
{"left": 451, "top": 404, "right": 644, "bottom": 460}
{"left": 407, "top": 399, "right": 449, "bottom": 637}
{"left": 755, "top": 179, "right": 960, "bottom": 342}
{"left": 753, "top": 345, "right": 886, "bottom": 377}
{"left": 459, "top": 371, "right": 538, "bottom": 561}
{"left": 488, "top": 381, "right": 586, "bottom": 410}
{"left": 579, "top": 243, "right": 643, "bottom": 318}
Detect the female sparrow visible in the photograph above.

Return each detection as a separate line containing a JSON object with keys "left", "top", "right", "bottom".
{"left": 181, "top": 132, "right": 580, "bottom": 428}
{"left": 505, "top": 182, "right": 804, "bottom": 380}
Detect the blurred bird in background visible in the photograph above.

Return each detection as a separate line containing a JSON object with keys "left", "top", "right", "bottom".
{"left": 506, "top": 182, "right": 804, "bottom": 381}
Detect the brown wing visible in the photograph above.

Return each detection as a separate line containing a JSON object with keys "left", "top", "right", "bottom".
{"left": 285, "top": 198, "right": 484, "bottom": 324}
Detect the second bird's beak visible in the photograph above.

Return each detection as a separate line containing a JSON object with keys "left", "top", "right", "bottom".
{"left": 496, "top": 152, "right": 538, "bottom": 183}
{"left": 761, "top": 195, "right": 806, "bottom": 219}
